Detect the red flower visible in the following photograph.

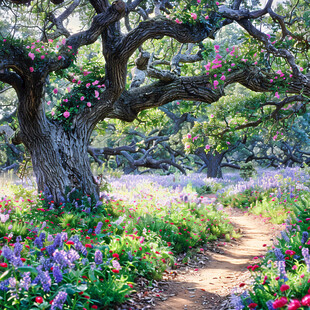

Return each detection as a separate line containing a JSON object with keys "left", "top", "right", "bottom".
{"left": 112, "top": 253, "right": 119, "bottom": 259}
{"left": 251, "top": 265, "right": 259, "bottom": 271}
{"left": 302, "top": 295, "right": 310, "bottom": 306}
{"left": 85, "top": 244, "right": 92, "bottom": 248}
{"left": 112, "top": 269, "right": 119, "bottom": 273}
{"left": 105, "top": 219, "right": 110, "bottom": 223}
{"left": 35, "top": 297, "right": 43, "bottom": 304}
{"left": 280, "top": 284, "right": 290, "bottom": 292}
{"left": 0, "top": 263, "right": 8, "bottom": 268}
{"left": 288, "top": 299, "right": 301, "bottom": 310}
{"left": 248, "top": 303, "right": 257, "bottom": 309}
{"left": 66, "top": 241, "right": 74, "bottom": 245}
{"left": 239, "top": 283, "right": 246, "bottom": 287}
{"left": 20, "top": 258, "right": 26, "bottom": 262}
{"left": 91, "top": 306, "right": 98, "bottom": 309}
{"left": 273, "top": 297, "right": 288, "bottom": 308}
{"left": 128, "top": 283, "right": 133, "bottom": 288}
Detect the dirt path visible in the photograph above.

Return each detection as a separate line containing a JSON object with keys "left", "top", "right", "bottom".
{"left": 154, "top": 208, "right": 280, "bottom": 310}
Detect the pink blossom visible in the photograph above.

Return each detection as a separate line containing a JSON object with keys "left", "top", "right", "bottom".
{"left": 214, "top": 45, "right": 220, "bottom": 50}
{"left": 94, "top": 90, "right": 99, "bottom": 98}
{"left": 231, "top": 63, "right": 235, "bottom": 66}
{"left": 28, "top": 52, "right": 35, "bottom": 60}
{"left": 266, "top": 34, "right": 271, "bottom": 39}
{"left": 175, "top": 18, "right": 182, "bottom": 24}
{"left": 176, "top": 101, "right": 180, "bottom": 105}
{"left": 228, "top": 68, "right": 231, "bottom": 72}
{"left": 300, "top": 67, "right": 304, "bottom": 71}
{"left": 227, "top": 142, "right": 231, "bottom": 145}
{"left": 205, "top": 15, "right": 209, "bottom": 20}
{"left": 87, "top": 102, "right": 91, "bottom": 107}
{"left": 220, "top": 75, "right": 226, "bottom": 81}
{"left": 213, "top": 80, "right": 219, "bottom": 88}
{"left": 53, "top": 88, "right": 58, "bottom": 94}
{"left": 205, "top": 145, "right": 210, "bottom": 150}
{"left": 210, "top": 114, "right": 214, "bottom": 118}
{"left": 48, "top": 39, "right": 53, "bottom": 43}
{"left": 58, "top": 56, "right": 62, "bottom": 60}
{"left": 92, "top": 80, "right": 99, "bottom": 86}
{"left": 270, "top": 79, "right": 273, "bottom": 83}
{"left": 66, "top": 87, "right": 71, "bottom": 92}
{"left": 86, "top": 83, "right": 91, "bottom": 88}
{"left": 61, "top": 38, "right": 66, "bottom": 45}
{"left": 191, "top": 13, "right": 197, "bottom": 20}
{"left": 29, "top": 67, "right": 34, "bottom": 72}
{"left": 47, "top": 101, "right": 51, "bottom": 105}
{"left": 80, "top": 96, "right": 85, "bottom": 101}
{"left": 51, "top": 111, "right": 55, "bottom": 116}
{"left": 197, "top": 0, "right": 201, "bottom": 3}
{"left": 63, "top": 111, "right": 70, "bottom": 118}
{"left": 187, "top": 134, "right": 192, "bottom": 139}
{"left": 275, "top": 92, "right": 280, "bottom": 99}
{"left": 216, "top": 2, "right": 219, "bottom": 5}
{"left": 40, "top": 55, "right": 45, "bottom": 59}
{"left": 77, "top": 80, "right": 81, "bottom": 85}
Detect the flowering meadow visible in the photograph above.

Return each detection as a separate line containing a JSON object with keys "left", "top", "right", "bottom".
{"left": 0, "top": 175, "right": 236, "bottom": 309}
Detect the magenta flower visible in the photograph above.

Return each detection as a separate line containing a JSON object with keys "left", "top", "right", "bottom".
{"left": 275, "top": 92, "right": 280, "bottom": 99}
{"left": 210, "top": 114, "right": 214, "bottom": 118}
{"left": 214, "top": 45, "right": 220, "bottom": 50}
{"left": 58, "top": 56, "right": 62, "bottom": 60}
{"left": 213, "top": 80, "right": 219, "bottom": 88}
{"left": 190, "top": 13, "right": 197, "bottom": 20}
{"left": 205, "top": 145, "right": 210, "bottom": 150}
{"left": 220, "top": 75, "right": 226, "bottom": 81}
{"left": 231, "top": 63, "right": 235, "bottom": 66}
{"left": 28, "top": 52, "right": 35, "bottom": 60}
{"left": 227, "top": 142, "right": 231, "bottom": 145}
{"left": 87, "top": 102, "right": 91, "bottom": 107}
{"left": 175, "top": 18, "right": 182, "bottom": 24}
{"left": 40, "top": 55, "right": 45, "bottom": 59}
{"left": 86, "top": 83, "right": 91, "bottom": 88}
{"left": 205, "top": 15, "right": 209, "bottom": 20}
{"left": 29, "top": 67, "right": 34, "bottom": 72}
{"left": 94, "top": 90, "right": 99, "bottom": 98}
{"left": 80, "top": 96, "right": 85, "bottom": 101}
{"left": 63, "top": 111, "right": 70, "bottom": 118}
{"left": 53, "top": 88, "right": 58, "bottom": 94}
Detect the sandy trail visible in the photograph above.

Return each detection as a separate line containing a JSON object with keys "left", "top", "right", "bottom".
{"left": 155, "top": 209, "right": 279, "bottom": 310}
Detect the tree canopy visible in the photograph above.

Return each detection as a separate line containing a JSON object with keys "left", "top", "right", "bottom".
{"left": 0, "top": 0, "right": 309, "bottom": 203}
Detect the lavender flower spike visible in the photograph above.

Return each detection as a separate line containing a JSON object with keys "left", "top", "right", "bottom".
{"left": 51, "top": 291, "right": 67, "bottom": 310}
{"left": 302, "top": 247, "right": 310, "bottom": 272}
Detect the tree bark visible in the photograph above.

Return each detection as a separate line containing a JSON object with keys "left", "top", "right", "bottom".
{"left": 195, "top": 148, "right": 225, "bottom": 178}
{"left": 17, "top": 89, "right": 100, "bottom": 204}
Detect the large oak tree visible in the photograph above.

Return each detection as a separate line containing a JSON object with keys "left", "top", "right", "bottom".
{"left": 0, "top": 0, "right": 309, "bottom": 203}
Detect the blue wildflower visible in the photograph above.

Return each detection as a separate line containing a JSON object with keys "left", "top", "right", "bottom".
{"left": 94, "top": 222, "right": 103, "bottom": 235}
{"left": 94, "top": 250, "right": 103, "bottom": 264}
{"left": 266, "top": 300, "right": 275, "bottom": 310}
{"left": 301, "top": 231, "right": 309, "bottom": 244}
{"left": 281, "top": 231, "right": 290, "bottom": 243}
{"left": 20, "top": 272, "right": 31, "bottom": 291}
{"left": 51, "top": 291, "right": 67, "bottom": 310}
{"left": 37, "top": 268, "right": 51, "bottom": 292}
{"left": 13, "top": 242, "right": 23, "bottom": 257}
{"left": 53, "top": 265, "right": 63, "bottom": 283}
{"left": 302, "top": 247, "right": 310, "bottom": 271}
{"left": 274, "top": 248, "right": 285, "bottom": 261}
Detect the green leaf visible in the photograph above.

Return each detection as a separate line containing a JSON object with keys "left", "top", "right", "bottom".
{"left": 18, "top": 266, "right": 38, "bottom": 275}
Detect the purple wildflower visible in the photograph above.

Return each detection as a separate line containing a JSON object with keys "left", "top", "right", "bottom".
{"left": 302, "top": 247, "right": 310, "bottom": 271}
{"left": 266, "top": 300, "right": 275, "bottom": 310}
{"left": 95, "top": 222, "right": 103, "bottom": 234}
{"left": 94, "top": 250, "right": 103, "bottom": 264}
{"left": 38, "top": 268, "right": 51, "bottom": 292}
{"left": 281, "top": 231, "right": 290, "bottom": 243}
{"left": 14, "top": 242, "right": 23, "bottom": 257}
{"left": 53, "top": 265, "right": 63, "bottom": 283}
{"left": 20, "top": 272, "right": 31, "bottom": 291}
{"left": 277, "top": 260, "right": 288, "bottom": 282}
{"left": 51, "top": 291, "right": 67, "bottom": 310}
{"left": 67, "top": 249, "right": 80, "bottom": 263}
{"left": 274, "top": 248, "right": 284, "bottom": 261}
{"left": 2, "top": 246, "right": 14, "bottom": 262}
{"left": 301, "top": 232, "right": 309, "bottom": 244}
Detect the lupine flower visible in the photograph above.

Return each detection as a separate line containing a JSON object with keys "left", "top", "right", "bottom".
{"left": 302, "top": 231, "right": 309, "bottom": 244}
{"left": 38, "top": 269, "right": 51, "bottom": 292}
{"left": 302, "top": 247, "right": 310, "bottom": 271}
{"left": 95, "top": 250, "right": 103, "bottom": 264}
{"left": 20, "top": 272, "right": 31, "bottom": 291}
{"left": 53, "top": 265, "right": 63, "bottom": 283}
{"left": 67, "top": 249, "right": 80, "bottom": 263}
{"left": 281, "top": 231, "right": 290, "bottom": 243}
{"left": 266, "top": 300, "right": 275, "bottom": 309}
{"left": 274, "top": 248, "right": 284, "bottom": 261}
{"left": 230, "top": 293, "right": 244, "bottom": 309}
{"left": 277, "top": 260, "right": 288, "bottom": 281}
{"left": 14, "top": 242, "right": 23, "bottom": 257}
{"left": 2, "top": 246, "right": 14, "bottom": 262}
{"left": 95, "top": 222, "right": 103, "bottom": 234}
{"left": 51, "top": 291, "right": 67, "bottom": 310}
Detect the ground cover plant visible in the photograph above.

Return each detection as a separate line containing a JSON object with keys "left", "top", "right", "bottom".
{"left": 230, "top": 191, "right": 310, "bottom": 309}
{"left": 0, "top": 179, "right": 236, "bottom": 309}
